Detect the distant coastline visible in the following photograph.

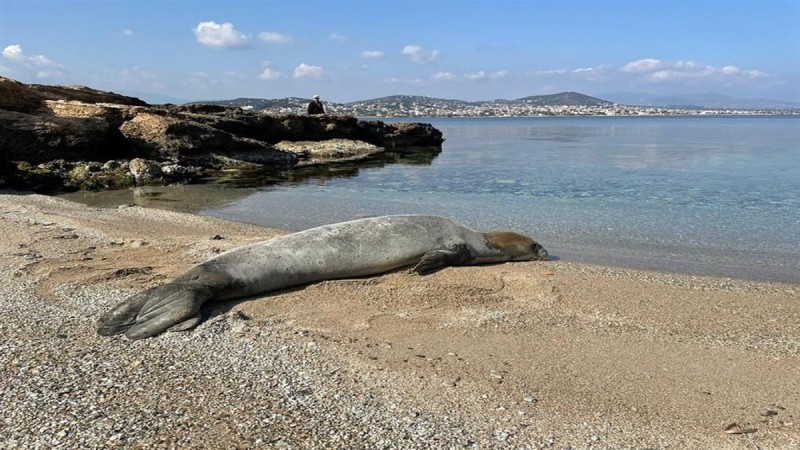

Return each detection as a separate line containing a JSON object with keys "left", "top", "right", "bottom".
{"left": 193, "top": 92, "right": 800, "bottom": 118}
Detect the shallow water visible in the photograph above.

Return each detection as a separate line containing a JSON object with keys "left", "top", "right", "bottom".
{"left": 61, "top": 116, "right": 800, "bottom": 283}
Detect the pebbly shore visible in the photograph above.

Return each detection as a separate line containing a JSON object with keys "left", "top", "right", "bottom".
{"left": 1, "top": 193, "right": 798, "bottom": 449}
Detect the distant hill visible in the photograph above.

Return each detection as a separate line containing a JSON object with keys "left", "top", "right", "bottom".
{"left": 346, "top": 95, "right": 471, "bottom": 108}
{"left": 601, "top": 92, "right": 800, "bottom": 110}
{"left": 187, "top": 97, "right": 310, "bottom": 110}
{"left": 191, "top": 92, "right": 616, "bottom": 110}
{"left": 347, "top": 92, "right": 612, "bottom": 107}
{"left": 186, "top": 91, "right": 798, "bottom": 117}
{"left": 514, "top": 92, "right": 612, "bottom": 107}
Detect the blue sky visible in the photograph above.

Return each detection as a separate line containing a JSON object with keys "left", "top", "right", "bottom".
{"left": 1, "top": 0, "right": 798, "bottom": 103}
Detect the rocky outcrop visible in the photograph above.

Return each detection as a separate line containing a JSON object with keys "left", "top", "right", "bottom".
{"left": 0, "top": 77, "right": 444, "bottom": 192}
{"left": 1, "top": 107, "right": 131, "bottom": 163}
{"left": 274, "top": 139, "right": 383, "bottom": 166}
{"left": 0, "top": 76, "right": 146, "bottom": 114}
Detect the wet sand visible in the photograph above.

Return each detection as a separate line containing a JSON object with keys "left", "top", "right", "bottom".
{"left": 1, "top": 193, "right": 798, "bottom": 449}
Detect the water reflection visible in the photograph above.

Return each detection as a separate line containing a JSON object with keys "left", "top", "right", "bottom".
{"left": 522, "top": 126, "right": 602, "bottom": 143}
{"left": 432, "top": 116, "right": 787, "bottom": 171}
{"left": 214, "top": 146, "right": 442, "bottom": 188}
{"left": 60, "top": 184, "right": 254, "bottom": 213}
{"left": 385, "top": 146, "right": 443, "bottom": 165}
{"left": 59, "top": 146, "right": 443, "bottom": 211}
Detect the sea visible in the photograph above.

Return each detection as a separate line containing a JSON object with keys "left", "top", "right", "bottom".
{"left": 60, "top": 116, "right": 800, "bottom": 284}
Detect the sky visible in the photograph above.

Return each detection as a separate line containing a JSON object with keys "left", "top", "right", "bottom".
{"left": 1, "top": 0, "right": 798, "bottom": 103}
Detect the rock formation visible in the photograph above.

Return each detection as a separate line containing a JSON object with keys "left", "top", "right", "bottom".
{"left": 0, "top": 77, "right": 444, "bottom": 191}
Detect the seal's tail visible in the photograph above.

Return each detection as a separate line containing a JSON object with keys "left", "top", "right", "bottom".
{"left": 97, "top": 282, "right": 210, "bottom": 340}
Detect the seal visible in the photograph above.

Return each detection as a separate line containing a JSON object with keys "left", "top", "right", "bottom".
{"left": 97, "top": 215, "right": 548, "bottom": 340}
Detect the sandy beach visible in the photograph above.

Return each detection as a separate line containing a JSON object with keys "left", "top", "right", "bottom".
{"left": 1, "top": 192, "right": 798, "bottom": 449}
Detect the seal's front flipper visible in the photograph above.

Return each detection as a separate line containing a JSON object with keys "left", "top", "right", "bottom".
{"left": 412, "top": 243, "right": 472, "bottom": 274}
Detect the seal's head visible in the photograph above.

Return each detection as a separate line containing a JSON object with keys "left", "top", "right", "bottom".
{"left": 483, "top": 231, "right": 548, "bottom": 261}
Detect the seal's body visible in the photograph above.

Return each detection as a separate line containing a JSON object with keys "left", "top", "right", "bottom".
{"left": 98, "top": 215, "right": 547, "bottom": 340}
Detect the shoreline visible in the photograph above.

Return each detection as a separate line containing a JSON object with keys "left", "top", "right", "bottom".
{"left": 1, "top": 193, "right": 798, "bottom": 449}
{"left": 56, "top": 184, "right": 800, "bottom": 285}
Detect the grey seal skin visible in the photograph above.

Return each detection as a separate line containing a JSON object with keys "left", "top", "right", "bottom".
{"left": 97, "top": 215, "right": 548, "bottom": 340}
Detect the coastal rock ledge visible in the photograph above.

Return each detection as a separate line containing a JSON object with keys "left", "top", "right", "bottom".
{"left": 0, "top": 76, "right": 444, "bottom": 191}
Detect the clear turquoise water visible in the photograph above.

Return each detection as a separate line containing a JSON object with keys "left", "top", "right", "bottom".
{"left": 62, "top": 116, "right": 800, "bottom": 283}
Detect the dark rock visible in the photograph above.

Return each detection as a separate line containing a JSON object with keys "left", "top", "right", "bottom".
{"left": 128, "top": 158, "right": 163, "bottom": 184}
{"left": 0, "top": 77, "right": 444, "bottom": 192}
{"left": 0, "top": 77, "right": 45, "bottom": 113}
{"left": 274, "top": 139, "right": 383, "bottom": 166}
{"left": 0, "top": 108, "right": 132, "bottom": 163}
{"left": 160, "top": 163, "right": 193, "bottom": 181}
{"left": 0, "top": 75, "right": 147, "bottom": 114}
{"left": 117, "top": 111, "right": 294, "bottom": 166}
{"left": 383, "top": 122, "right": 445, "bottom": 148}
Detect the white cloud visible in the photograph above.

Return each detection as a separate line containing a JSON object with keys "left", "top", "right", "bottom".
{"left": 258, "top": 67, "right": 282, "bottom": 80}
{"left": 622, "top": 58, "right": 664, "bottom": 73}
{"left": 433, "top": 70, "right": 506, "bottom": 82}
{"left": 329, "top": 33, "right": 348, "bottom": 42}
{"left": 258, "top": 31, "right": 293, "bottom": 44}
{"left": 623, "top": 58, "right": 767, "bottom": 83}
{"left": 675, "top": 60, "right": 706, "bottom": 71}
{"left": 572, "top": 65, "right": 613, "bottom": 82}
{"left": 648, "top": 67, "right": 711, "bottom": 81}
{"left": 574, "top": 64, "right": 612, "bottom": 74}
{"left": 532, "top": 69, "right": 567, "bottom": 76}
{"left": 743, "top": 69, "right": 766, "bottom": 79}
{"left": 2, "top": 44, "right": 65, "bottom": 78}
{"left": 466, "top": 71, "right": 486, "bottom": 81}
{"left": 401, "top": 45, "right": 440, "bottom": 64}
{"left": 193, "top": 21, "right": 247, "bottom": 49}
{"left": 2, "top": 44, "right": 24, "bottom": 60}
{"left": 716, "top": 65, "right": 764, "bottom": 79}
{"left": 382, "top": 77, "right": 426, "bottom": 86}
{"left": 122, "top": 29, "right": 134, "bottom": 37}
{"left": 294, "top": 63, "right": 323, "bottom": 79}
{"left": 36, "top": 69, "right": 66, "bottom": 79}
{"left": 432, "top": 71, "right": 455, "bottom": 81}
{"left": 29, "top": 54, "right": 56, "bottom": 67}
{"left": 361, "top": 50, "right": 384, "bottom": 59}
